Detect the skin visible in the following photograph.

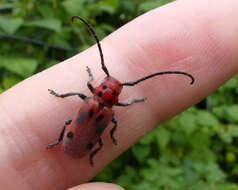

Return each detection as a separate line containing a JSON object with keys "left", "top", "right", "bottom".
{"left": 0, "top": 0, "right": 238, "bottom": 189}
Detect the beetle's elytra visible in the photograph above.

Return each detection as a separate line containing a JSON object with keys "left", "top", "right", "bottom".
{"left": 47, "top": 16, "right": 195, "bottom": 167}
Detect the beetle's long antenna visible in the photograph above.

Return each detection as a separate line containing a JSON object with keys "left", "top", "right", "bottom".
{"left": 121, "top": 71, "right": 195, "bottom": 86}
{"left": 72, "top": 16, "right": 110, "bottom": 77}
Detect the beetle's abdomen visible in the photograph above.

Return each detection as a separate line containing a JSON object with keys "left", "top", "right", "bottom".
{"left": 62, "top": 99, "right": 112, "bottom": 158}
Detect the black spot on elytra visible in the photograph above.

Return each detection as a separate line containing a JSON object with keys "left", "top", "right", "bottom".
{"left": 67, "top": 131, "right": 74, "bottom": 138}
{"left": 109, "top": 98, "right": 114, "bottom": 103}
{"left": 88, "top": 109, "right": 94, "bottom": 118}
{"left": 87, "top": 142, "right": 94, "bottom": 150}
{"left": 96, "top": 114, "right": 104, "bottom": 122}
{"left": 98, "top": 91, "right": 102, "bottom": 97}
{"left": 102, "top": 85, "right": 107, "bottom": 89}
{"left": 77, "top": 111, "right": 85, "bottom": 125}
{"left": 113, "top": 91, "right": 117, "bottom": 96}
{"left": 96, "top": 123, "right": 107, "bottom": 134}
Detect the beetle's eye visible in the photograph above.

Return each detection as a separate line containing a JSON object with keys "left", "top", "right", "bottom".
{"left": 96, "top": 114, "right": 104, "bottom": 122}
{"left": 108, "top": 98, "right": 114, "bottom": 103}
{"left": 88, "top": 109, "right": 94, "bottom": 118}
{"left": 98, "top": 91, "right": 102, "bottom": 97}
{"left": 67, "top": 131, "right": 74, "bottom": 139}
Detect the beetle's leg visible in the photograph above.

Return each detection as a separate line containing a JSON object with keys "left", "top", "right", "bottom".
{"left": 116, "top": 97, "right": 146, "bottom": 107}
{"left": 110, "top": 113, "right": 118, "bottom": 145}
{"left": 89, "top": 137, "right": 103, "bottom": 167}
{"left": 48, "top": 89, "right": 88, "bottom": 100}
{"left": 86, "top": 66, "right": 94, "bottom": 94}
{"left": 47, "top": 119, "right": 72, "bottom": 149}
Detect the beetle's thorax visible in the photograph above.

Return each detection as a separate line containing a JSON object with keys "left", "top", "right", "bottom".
{"left": 93, "top": 76, "right": 123, "bottom": 107}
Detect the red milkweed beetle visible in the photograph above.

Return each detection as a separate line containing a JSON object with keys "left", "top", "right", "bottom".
{"left": 47, "top": 16, "right": 195, "bottom": 167}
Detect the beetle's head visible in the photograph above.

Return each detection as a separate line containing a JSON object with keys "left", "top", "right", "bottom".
{"left": 93, "top": 76, "right": 122, "bottom": 107}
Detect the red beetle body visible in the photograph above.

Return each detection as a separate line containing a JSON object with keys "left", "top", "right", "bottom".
{"left": 47, "top": 16, "right": 195, "bottom": 166}
{"left": 62, "top": 99, "right": 112, "bottom": 159}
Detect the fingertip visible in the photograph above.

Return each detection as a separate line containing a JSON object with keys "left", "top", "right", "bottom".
{"left": 67, "top": 182, "right": 125, "bottom": 190}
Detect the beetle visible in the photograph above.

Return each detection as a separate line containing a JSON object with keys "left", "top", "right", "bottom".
{"left": 47, "top": 16, "right": 195, "bottom": 167}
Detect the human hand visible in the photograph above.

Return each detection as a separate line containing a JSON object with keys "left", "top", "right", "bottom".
{"left": 0, "top": 0, "right": 237, "bottom": 189}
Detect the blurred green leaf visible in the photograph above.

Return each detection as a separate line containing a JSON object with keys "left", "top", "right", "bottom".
{"left": 37, "top": 4, "right": 55, "bottom": 18}
{"left": 156, "top": 127, "right": 171, "bottom": 150}
{"left": 205, "top": 163, "right": 226, "bottom": 183}
{"left": 98, "top": 0, "right": 119, "bottom": 14}
{"left": 24, "top": 19, "right": 62, "bottom": 33}
{"left": 2, "top": 75, "right": 22, "bottom": 89}
{"left": 140, "top": 131, "right": 155, "bottom": 145}
{"left": 226, "top": 152, "right": 236, "bottom": 163}
{"left": 0, "top": 3, "right": 13, "bottom": 10}
{"left": 62, "top": 0, "right": 86, "bottom": 16}
{"left": 0, "top": 87, "right": 4, "bottom": 93}
{"left": 225, "top": 105, "right": 238, "bottom": 123}
{"left": 0, "top": 17, "right": 23, "bottom": 34}
{"left": 197, "top": 111, "right": 220, "bottom": 127}
{"left": 139, "top": 1, "right": 173, "bottom": 12}
{"left": 132, "top": 144, "right": 150, "bottom": 162}
{"left": 230, "top": 126, "right": 238, "bottom": 137}
{"left": 212, "top": 106, "right": 227, "bottom": 119}
{"left": 179, "top": 112, "right": 197, "bottom": 135}
{"left": 119, "top": 1, "right": 136, "bottom": 13}
{"left": 232, "top": 165, "right": 238, "bottom": 175}
{"left": 223, "top": 77, "right": 238, "bottom": 89}
{"left": 0, "top": 55, "right": 38, "bottom": 77}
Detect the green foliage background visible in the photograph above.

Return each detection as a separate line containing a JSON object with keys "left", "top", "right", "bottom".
{"left": 1, "top": 0, "right": 238, "bottom": 189}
